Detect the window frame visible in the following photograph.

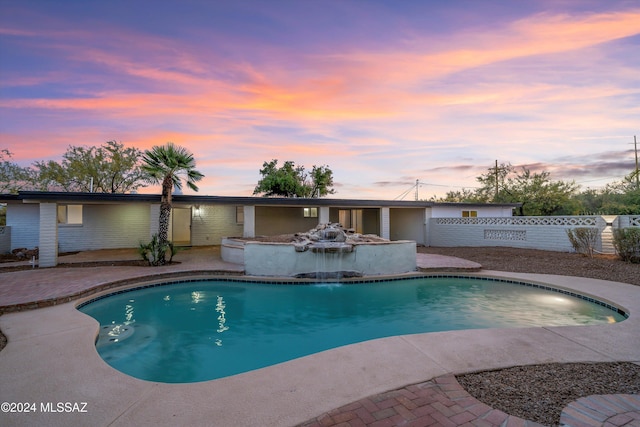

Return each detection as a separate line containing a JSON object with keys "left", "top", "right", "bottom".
{"left": 57, "top": 204, "right": 83, "bottom": 225}
{"left": 303, "top": 207, "right": 318, "bottom": 218}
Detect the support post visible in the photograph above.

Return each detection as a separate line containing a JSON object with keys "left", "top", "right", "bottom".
{"left": 38, "top": 203, "right": 58, "bottom": 267}
{"left": 380, "top": 207, "right": 390, "bottom": 240}
{"left": 243, "top": 205, "right": 256, "bottom": 238}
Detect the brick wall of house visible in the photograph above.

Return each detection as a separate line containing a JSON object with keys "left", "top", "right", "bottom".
{"left": 6, "top": 203, "right": 39, "bottom": 249}
{"left": 191, "top": 204, "right": 243, "bottom": 245}
{"left": 58, "top": 204, "right": 151, "bottom": 251}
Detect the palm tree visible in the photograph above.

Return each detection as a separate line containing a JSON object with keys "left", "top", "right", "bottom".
{"left": 142, "top": 143, "right": 204, "bottom": 264}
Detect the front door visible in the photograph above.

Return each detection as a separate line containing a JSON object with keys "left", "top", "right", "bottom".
{"left": 170, "top": 208, "right": 192, "bottom": 246}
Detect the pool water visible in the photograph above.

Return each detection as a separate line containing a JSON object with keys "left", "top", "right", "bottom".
{"left": 78, "top": 277, "right": 626, "bottom": 383}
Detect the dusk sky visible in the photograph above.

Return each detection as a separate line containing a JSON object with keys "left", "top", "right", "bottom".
{"left": 1, "top": 0, "right": 638, "bottom": 199}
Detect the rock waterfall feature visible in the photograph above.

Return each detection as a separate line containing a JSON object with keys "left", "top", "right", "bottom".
{"left": 222, "top": 223, "right": 417, "bottom": 279}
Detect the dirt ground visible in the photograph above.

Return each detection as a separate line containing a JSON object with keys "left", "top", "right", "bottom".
{"left": 419, "top": 246, "right": 639, "bottom": 286}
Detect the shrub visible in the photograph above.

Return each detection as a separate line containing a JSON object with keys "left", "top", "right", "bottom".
{"left": 566, "top": 227, "right": 599, "bottom": 257}
{"left": 138, "top": 234, "right": 180, "bottom": 266}
{"left": 613, "top": 228, "right": 640, "bottom": 263}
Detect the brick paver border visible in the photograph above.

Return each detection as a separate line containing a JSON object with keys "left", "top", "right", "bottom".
{"left": 560, "top": 395, "right": 640, "bottom": 427}
{"left": 297, "top": 374, "right": 546, "bottom": 427}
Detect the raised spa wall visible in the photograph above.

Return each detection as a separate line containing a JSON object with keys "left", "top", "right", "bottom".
{"left": 221, "top": 237, "right": 417, "bottom": 277}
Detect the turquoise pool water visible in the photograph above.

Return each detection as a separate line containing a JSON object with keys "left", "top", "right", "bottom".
{"left": 78, "top": 277, "right": 626, "bottom": 383}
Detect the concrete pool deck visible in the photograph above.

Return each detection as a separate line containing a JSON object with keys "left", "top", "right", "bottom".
{"left": 0, "top": 248, "right": 638, "bottom": 426}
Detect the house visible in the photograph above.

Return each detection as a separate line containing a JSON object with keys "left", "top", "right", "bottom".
{"left": 0, "top": 191, "right": 518, "bottom": 267}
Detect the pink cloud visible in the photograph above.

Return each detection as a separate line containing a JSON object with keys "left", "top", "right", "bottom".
{"left": 2, "top": 5, "right": 638, "bottom": 200}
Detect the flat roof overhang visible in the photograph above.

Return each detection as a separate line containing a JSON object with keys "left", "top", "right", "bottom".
{"left": 0, "top": 191, "right": 521, "bottom": 209}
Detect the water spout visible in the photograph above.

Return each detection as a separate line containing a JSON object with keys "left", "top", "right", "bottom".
{"left": 299, "top": 223, "right": 357, "bottom": 280}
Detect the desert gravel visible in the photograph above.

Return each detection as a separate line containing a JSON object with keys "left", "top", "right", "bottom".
{"left": 419, "top": 246, "right": 640, "bottom": 286}
{"left": 457, "top": 362, "right": 640, "bottom": 426}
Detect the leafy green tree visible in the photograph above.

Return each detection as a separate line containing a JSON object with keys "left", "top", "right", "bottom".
{"left": 508, "top": 168, "right": 580, "bottom": 215}
{"left": 601, "top": 172, "right": 640, "bottom": 214}
{"left": 301, "top": 165, "right": 335, "bottom": 197}
{"left": 438, "top": 188, "right": 488, "bottom": 203}
{"left": 436, "top": 163, "right": 579, "bottom": 215}
{"left": 33, "top": 141, "right": 148, "bottom": 193}
{"left": 253, "top": 159, "right": 335, "bottom": 198}
{"left": 253, "top": 160, "right": 302, "bottom": 197}
{"left": 142, "top": 142, "right": 204, "bottom": 265}
{"left": 474, "top": 162, "right": 513, "bottom": 203}
{"left": 470, "top": 164, "right": 580, "bottom": 215}
{"left": 573, "top": 171, "right": 640, "bottom": 215}
{"left": 0, "top": 149, "right": 33, "bottom": 194}
{"left": 574, "top": 188, "right": 606, "bottom": 214}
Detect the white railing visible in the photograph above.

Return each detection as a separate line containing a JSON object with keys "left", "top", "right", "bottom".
{"left": 434, "top": 216, "right": 598, "bottom": 226}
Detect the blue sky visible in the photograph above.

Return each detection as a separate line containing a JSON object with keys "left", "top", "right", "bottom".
{"left": 1, "top": 0, "right": 639, "bottom": 198}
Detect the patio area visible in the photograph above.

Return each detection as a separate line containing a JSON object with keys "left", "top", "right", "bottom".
{"left": 0, "top": 248, "right": 638, "bottom": 426}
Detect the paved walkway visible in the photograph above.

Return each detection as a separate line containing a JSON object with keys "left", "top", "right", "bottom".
{"left": 0, "top": 246, "right": 243, "bottom": 311}
{"left": 1, "top": 248, "right": 638, "bottom": 427}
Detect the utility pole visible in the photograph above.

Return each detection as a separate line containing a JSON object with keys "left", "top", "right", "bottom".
{"left": 494, "top": 160, "right": 499, "bottom": 201}
{"left": 415, "top": 179, "right": 419, "bottom": 201}
{"left": 634, "top": 135, "right": 639, "bottom": 188}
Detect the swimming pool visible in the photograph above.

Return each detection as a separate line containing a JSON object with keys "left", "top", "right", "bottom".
{"left": 78, "top": 276, "right": 627, "bottom": 383}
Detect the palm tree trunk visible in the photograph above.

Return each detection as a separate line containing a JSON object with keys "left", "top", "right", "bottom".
{"left": 157, "top": 176, "right": 174, "bottom": 265}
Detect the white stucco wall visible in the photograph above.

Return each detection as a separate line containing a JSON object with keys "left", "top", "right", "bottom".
{"left": 244, "top": 241, "right": 417, "bottom": 277}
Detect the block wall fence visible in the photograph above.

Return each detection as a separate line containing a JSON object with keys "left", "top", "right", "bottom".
{"left": 428, "top": 215, "right": 640, "bottom": 253}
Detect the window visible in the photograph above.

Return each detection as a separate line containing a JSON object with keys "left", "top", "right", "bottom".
{"left": 57, "top": 205, "right": 83, "bottom": 224}
{"left": 462, "top": 210, "right": 477, "bottom": 218}
{"left": 236, "top": 206, "right": 244, "bottom": 224}
{"left": 303, "top": 207, "right": 318, "bottom": 218}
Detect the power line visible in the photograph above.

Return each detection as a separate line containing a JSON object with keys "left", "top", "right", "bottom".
{"left": 393, "top": 182, "right": 417, "bottom": 200}
{"left": 393, "top": 179, "right": 482, "bottom": 200}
